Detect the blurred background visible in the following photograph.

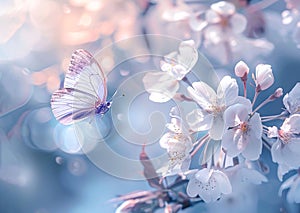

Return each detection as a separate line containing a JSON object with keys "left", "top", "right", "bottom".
{"left": 0, "top": 0, "right": 300, "bottom": 212}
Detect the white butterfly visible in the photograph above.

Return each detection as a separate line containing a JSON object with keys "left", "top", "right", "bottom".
{"left": 51, "top": 49, "right": 111, "bottom": 125}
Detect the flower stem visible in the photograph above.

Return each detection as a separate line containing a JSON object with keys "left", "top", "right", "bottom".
{"left": 243, "top": 80, "right": 247, "bottom": 98}
{"left": 253, "top": 98, "right": 271, "bottom": 113}
{"left": 252, "top": 90, "right": 259, "bottom": 107}
{"left": 191, "top": 134, "right": 209, "bottom": 157}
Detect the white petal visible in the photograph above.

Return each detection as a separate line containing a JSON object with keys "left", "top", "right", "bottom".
{"left": 209, "top": 114, "right": 225, "bottom": 140}
{"left": 224, "top": 103, "right": 249, "bottom": 127}
{"left": 279, "top": 174, "right": 297, "bottom": 196}
{"left": 287, "top": 178, "right": 298, "bottom": 203}
{"left": 283, "top": 83, "right": 300, "bottom": 114}
{"left": 277, "top": 163, "right": 292, "bottom": 181}
{"left": 159, "top": 132, "right": 176, "bottom": 149}
{"left": 267, "top": 126, "right": 278, "bottom": 138}
{"left": 143, "top": 72, "right": 179, "bottom": 103}
{"left": 255, "top": 64, "right": 274, "bottom": 90}
{"left": 186, "top": 109, "right": 212, "bottom": 132}
{"left": 195, "top": 168, "right": 211, "bottom": 183}
{"left": 211, "top": 1, "right": 235, "bottom": 16}
{"left": 292, "top": 178, "right": 300, "bottom": 203}
{"left": 222, "top": 130, "right": 242, "bottom": 157}
{"left": 213, "top": 170, "right": 232, "bottom": 194}
{"left": 204, "top": 25, "right": 223, "bottom": 44}
{"left": 240, "top": 168, "right": 268, "bottom": 184}
{"left": 177, "top": 40, "right": 198, "bottom": 72}
{"left": 205, "top": 10, "right": 220, "bottom": 24}
{"left": 230, "top": 13, "right": 247, "bottom": 33}
{"left": 217, "top": 75, "right": 238, "bottom": 106}
{"left": 186, "top": 177, "right": 201, "bottom": 197}
{"left": 250, "top": 113, "right": 263, "bottom": 139}
{"left": 241, "top": 129, "right": 262, "bottom": 160}
{"left": 187, "top": 82, "right": 216, "bottom": 109}
{"left": 234, "top": 97, "right": 252, "bottom": 112}
{"left": 286, "top": 114, "right": 300, "bottom": 132}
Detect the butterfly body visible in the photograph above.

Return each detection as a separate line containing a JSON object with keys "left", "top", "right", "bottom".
{"left": 51, "top": 49, "right": 110, "bottom": 125}
{"left": 95, "top": 101, "right": 111, "bottom": 115}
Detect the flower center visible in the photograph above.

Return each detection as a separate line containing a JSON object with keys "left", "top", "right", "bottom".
{"left": 278, "top": 129, "right": 291, "bottom": 144}
{"left": 220, "top": 16, "right": 230, "bottom": 28}
{"left": 208, "top": 104, "right": 225, "bottom": 116}
{"left": 240, "top": 122, "right": 249, "bottom": 133}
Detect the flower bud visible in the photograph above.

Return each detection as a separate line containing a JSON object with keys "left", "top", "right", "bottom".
{"left": 234, "top": 61, "right": 249, "bottom": 78}
{"left": 270, "top": 88, "right": 283, "bottom": 100}
{"left": 255, "top": 64, "right": 274, "bottom": 91}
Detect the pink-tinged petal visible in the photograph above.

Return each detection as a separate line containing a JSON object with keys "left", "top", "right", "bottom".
{"left": 217, "top": 75, "right": 238, "bottom": 106}
{"left": 186, "top": 177, "right": 201, "bottom": 197}
{"left": 195, "top": 168, "right": 211, "bottom": 183}
{"left": 230, "top": 13, "right": 247, "bottom": 34}
{"left": 187, "top": 82, "right": 216, "bottom": 110}
{"left": 241, "top": 128, "right": 262, "bottom": 160}
{"left": 209, "top": 114, "right": 225, "bottom": 140}
{"left": 213, "top": 170, "right": 232, "bottom": 194}
{"left": 186, "top": 109, "right": 212, "bottom": 131}
{"left": 235, "top": 61, "right": 249, "bottom": 77}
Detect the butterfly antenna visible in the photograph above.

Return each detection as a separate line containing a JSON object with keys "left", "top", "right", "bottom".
{"left": 109, "top": 90, "right": 125, "bottom": 102}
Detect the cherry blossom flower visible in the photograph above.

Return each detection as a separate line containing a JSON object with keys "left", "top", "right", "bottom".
{"left": 158, "top": 107, "right": 193, "bottom": 176}
{"left": 254, "top": 64, "right": 274, "bottom": 91}
{"left": 279, "top": 173, "right": 300, "bottom": 203}
{"left": 186, "top": 75, "right": 238, "bottom": 140}
{"left": 186, "top": 168, "right": 232, "bottom": 202}
{"left": 234, "top": 61, "right": 249, "bottom": 78}
{"left": 270, "top": 114, "right": 300, "bottom": 180}
{"left": 143, "top": 40, "right": 198, "bottom": 102}
{"left": 222, "top": 98, "right": 263, "bottom": 160}
{"left": 283, "top": 83, "right": 300, "bottom": 114}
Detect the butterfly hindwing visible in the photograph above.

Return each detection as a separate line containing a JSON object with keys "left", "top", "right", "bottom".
{"left": 51, "top": 49, "right": 108, "bottom": 125}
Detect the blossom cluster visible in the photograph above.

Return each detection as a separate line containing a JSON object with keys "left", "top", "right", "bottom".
{"left": 141, "top": 40, "right": 300, "bottom": 205}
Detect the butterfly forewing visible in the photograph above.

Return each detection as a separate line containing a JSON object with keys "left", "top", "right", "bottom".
{"left": 51, "top": 49, "right": 107, "bottom": 125}
{"left": 64, "top": 49, "right": 107, "bottom": 103}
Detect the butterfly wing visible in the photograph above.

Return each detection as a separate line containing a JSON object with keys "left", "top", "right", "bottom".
{"left": 64, "top": 49, "right": 107, "bottom": 102}
{"left": 51, "top": 49, "right": 107, "bottom": 125}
